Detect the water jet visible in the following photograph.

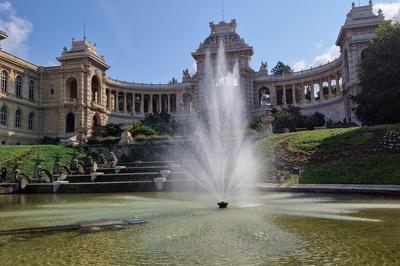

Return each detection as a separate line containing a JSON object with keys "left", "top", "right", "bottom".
{"left": 217, "top": 201, "right": 229, "bottom": 209}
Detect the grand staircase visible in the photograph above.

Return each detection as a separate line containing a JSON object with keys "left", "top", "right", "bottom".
{"left": 22, "top": 161, "right": 192, "bottom": 194}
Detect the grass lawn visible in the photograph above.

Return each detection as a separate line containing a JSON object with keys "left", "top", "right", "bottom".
{"left": 301, "top": 154, "right": 400, "bottom": 184}
{"left": 0, "top": 145, "right": 84, "bottom": 180}
{"left": 257, "top": 124, "right": 400, "bottom": 184}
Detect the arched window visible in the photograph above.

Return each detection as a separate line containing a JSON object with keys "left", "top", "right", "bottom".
{"left": 15, "top": 76, "right": 22, "bottom": 97}
{"left": 28, "top": 112, "right": 34, "bottom": 130}
{"left": 259, "top": 87, "right": 271, "bottom": 108}
{"left": 91, "top": 76, "right": 100, "bottom": 103}
{"left": 29, "top": 80, "right": 35, "bottom": 101}
{"left": 66, "top": 77, "right": 78, "bottom": 99}
{"left": 15, "top": 110, "right": 21, "bottom": 128}
{"left": 1, "top": 70, "right": 8, "bottom": 92}
{"left": 93, "top": 115, "right": 98, "bottom": 128}
{"left": 0, "top": 106, "right": 7, "bottom": 126}
{"left": 66, "top": 113, "right": 75, "bottom": 133}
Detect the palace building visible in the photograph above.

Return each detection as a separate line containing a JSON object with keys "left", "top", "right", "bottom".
{"left": 0, "top": 2, "right": 386, "bottom": 144}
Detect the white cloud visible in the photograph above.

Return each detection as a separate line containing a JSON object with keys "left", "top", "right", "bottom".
{"left": 374, "top": 2, "right": 400, "bottom": 20}
{"left": 190, "top": 62, "right": 197, "bottom": 75}
{"left": 313, "top": 45, "right": 340, "bottom": 67}
{"left": 47, "top": 59, "right": 58, "bottom": 66}
{"left": 0, "top": 1, "right": 33, "bottom": 58}
{"left": 0, "top": 1, "right": 11, "bottom": 11}
{"left": 314, "top": 41, "right": 323, "bottom": 51}
{"left": 292, "top": 44, "right": 341, "bottom": 72}
{"left": 292, "top": 60, "right": 306, "bottom": 72}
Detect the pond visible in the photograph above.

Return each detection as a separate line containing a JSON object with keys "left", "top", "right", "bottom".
{"left": 1, "top": 192, "right": 400, "bottom": 265}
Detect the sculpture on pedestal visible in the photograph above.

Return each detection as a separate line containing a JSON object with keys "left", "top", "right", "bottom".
{"left": 32, "top": 156, "right": 53, "bottom": 183}
{"left": 119, "top": 124, "right": 134, "bottom": 146}
{"left": 83, "top": 154, "right": 98, "bottom": 174}
{"left": 259, "top": 112, "right": 275, "bottom": 136}
{"left": 69, "top": 151, "right": 85, "bottom": 175}
{"left": 12, "top": 161, "right": 30, "bottom": 190}
{"left": 52, "top": 153, "right": 70, "bottom": 181}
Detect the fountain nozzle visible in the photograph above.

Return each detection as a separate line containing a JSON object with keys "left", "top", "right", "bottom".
{"left": 217, "top": 201, "right": 229, "bottom": 209}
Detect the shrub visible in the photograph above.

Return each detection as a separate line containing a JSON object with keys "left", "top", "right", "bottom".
{"left": 142, "top": 113, "right": 173, "bottom": 135}
{"left": 249, "top": 117, "right": 263, "bottom": 130}
{"left": 131, "top": 125, "right": 156, "bottom": 136}
{"left": 146, "top": 134, "right": 170, "bottom": 141}
{"left": 41, "top": 137, "right": 60, "bottom": 145}
{"left": 134, "top": 134, "right": 146, "bottom": 142}
{"left": 87, "top": 136, "right": 119, "bottom": 145}
{"left": 310, "top": 112, "right": 325, "bottom": 127}
{"left": 103, "top": 123, "right": 122, "bottom": 137}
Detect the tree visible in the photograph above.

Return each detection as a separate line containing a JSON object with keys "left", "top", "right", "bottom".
{"left": 169, "top": 77, "right": 178, "bottom": 84}
{"left": 271, "top": 61, "right": 293, "bottom": 75}
{"left": 355, "top": 21, "right": 400, "bottom": 125}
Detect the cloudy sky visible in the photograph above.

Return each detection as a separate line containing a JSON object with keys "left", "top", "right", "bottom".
{"left": 0, "top": 0, "right": 399, "bottom": 83}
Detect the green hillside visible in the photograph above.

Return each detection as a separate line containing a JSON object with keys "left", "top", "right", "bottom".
{"left": 0, "top": 145, "right": 84, "bottom": 181}
{"left": 257, "top": 124, "right": 400, "bottom": 184}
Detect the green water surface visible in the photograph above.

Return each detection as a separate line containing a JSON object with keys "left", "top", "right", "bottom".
{"left": 0, "top": 192, "right": 400, "bottom": 265}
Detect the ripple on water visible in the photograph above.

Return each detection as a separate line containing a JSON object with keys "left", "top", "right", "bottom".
{"left": 0, "top": 192, "right": 400, "bottom": 265}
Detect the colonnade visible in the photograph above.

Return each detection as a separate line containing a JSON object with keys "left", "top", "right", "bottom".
{"left": 259, "top": 72, "right": 343, "bottom": 108}
{"left": 105, "top": 90, "right": 181, "bottom": 114}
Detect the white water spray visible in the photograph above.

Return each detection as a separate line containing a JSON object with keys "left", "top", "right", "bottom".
{"left": 178, "top": 43, "right": 259, "bottom": 202}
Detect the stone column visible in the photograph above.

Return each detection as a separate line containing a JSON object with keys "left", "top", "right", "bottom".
{"left": 301, "top": 82, "right": 305, "bottom": 102}
{"left": 150, "top": 94, "right": 153, "bottom": 113}
{"left": 270, "top": 85, "right": 277, "bottom": 107}
{"left": 310, "top": 82, "right": 315, "bottom": 103}
{"left": 282, "top": 86, "right": 287, "bottom": 107}
{"left": 131, "top": 92, "right": 136, "bottom": 114}
{"left": 167, "top": 94, "right": 171, "bottom": 113}
{"left": 328, "top": 76, "right": 333, "bottom": 98}
{"left": 141, "top": 94, "right": 144, "bottom": 113}
{"left": 320, "top": 79, "right": 324, "bottom": 100}
{"left": 336, "top": 74, "right": 340, "bottom": 94}
{"left": 108, "top": 90, "right": 112, "bottom": 110}
{"left": 124, "top": 92, "right": 127, "bottom": 113}
{"left": 292, "top": 83, "right": 296, "bottom": 106}
{"left": 159, "top": 94, "right": 162, "bottom": 113}
{"left": 116, "top": 91, "right": 120, "bottom": 112}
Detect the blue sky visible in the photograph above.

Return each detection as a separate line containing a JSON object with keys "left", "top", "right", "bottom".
{"left": 0, "top": 0, "right": 399, "bottom": 83}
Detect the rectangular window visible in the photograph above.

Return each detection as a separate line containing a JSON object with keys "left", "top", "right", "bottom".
{"left": 28, "top": 113, "right": 33, "bottom": 130}
{"left": 15, "top": 112, "right": 21, "bottom": 128}
{"left": 0, "top": 108, "right": 6, "bottom": 125}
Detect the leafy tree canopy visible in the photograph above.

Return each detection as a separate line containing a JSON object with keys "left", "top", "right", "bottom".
{"left": 271, "top": 61, "right": 293, "bottom": 75}
{"left": 355, "top": 21, "right": 400, "bottom": 125}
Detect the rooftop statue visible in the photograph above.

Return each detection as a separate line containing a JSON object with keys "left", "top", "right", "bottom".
{"left": 259, "top": 61, "right": 268, "bottom": 74}
{"left": 182, "top": 68, "right": 191, "bottom": 80}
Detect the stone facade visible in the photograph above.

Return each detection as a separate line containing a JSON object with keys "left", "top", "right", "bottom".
{"left": 0, "top": 2, "right": 385, "bottom": 144}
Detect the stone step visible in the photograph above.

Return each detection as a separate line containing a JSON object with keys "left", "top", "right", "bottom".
{"left": 120, "top": 161, "right": 179, "bottom": 167}
{"left": 66, "top": 172, "right": 187, "bottom": 183}
{"left": 99, "top": 166, "right": 172, "bottom": 174}
{"left": 22, "top": 179, "right": 195, "bottom": 193}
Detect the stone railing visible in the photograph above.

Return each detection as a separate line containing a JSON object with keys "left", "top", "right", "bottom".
{"left": 63, "top": 98, "right": 77, "bottom": 105}
{"left": 106, "top": 78, "right": 192, "bottom": 90}
{"left": 256, "top": 58, "right": 343, "bottom": 81}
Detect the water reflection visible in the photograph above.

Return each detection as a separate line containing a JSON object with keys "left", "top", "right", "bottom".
{"left": 0, "top": 192, "right": 400, "bottom": 265}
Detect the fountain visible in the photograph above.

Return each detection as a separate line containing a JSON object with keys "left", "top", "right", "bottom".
{"left": 177, "top": 43, "right": 259, "bottom": 207}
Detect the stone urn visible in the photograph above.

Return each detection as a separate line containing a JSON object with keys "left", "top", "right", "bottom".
{"left": 260, "top": 111, "right": 275, "bottom": 136}
{"left": 154, "top": 170, "right": 171, "bottom": 191}
{"left": 119, "top": 124, "right": 134, "bottom": 146}
{"left": 154, "top": 177, "right": 167, "bottom": 191}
